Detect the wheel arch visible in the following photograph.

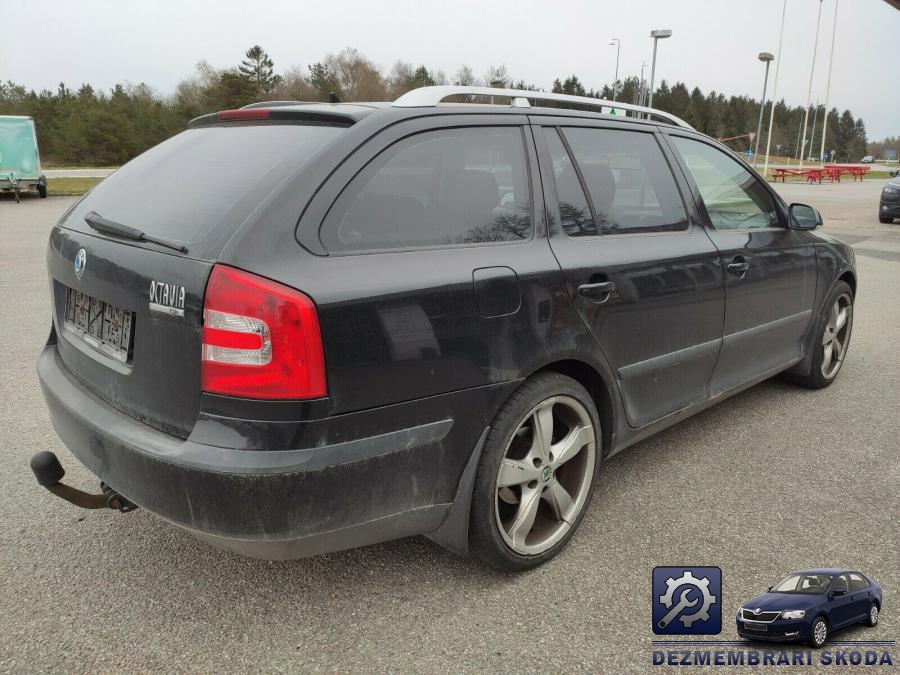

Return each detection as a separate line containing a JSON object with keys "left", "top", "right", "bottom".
{"left": 838, "top": 269, "right": 856, "bottom": 297}
{"left": 531, "top": 358, "right": 616, "bottom": 458}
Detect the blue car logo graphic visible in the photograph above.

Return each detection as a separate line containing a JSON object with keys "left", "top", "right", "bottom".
{"left": 653, "top": 567, "right": 722, "bottom": 635}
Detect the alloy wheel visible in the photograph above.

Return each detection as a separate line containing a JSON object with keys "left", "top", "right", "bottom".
{"left": 814, "top": 619, "right": 827, "bottom": 646}
{"left": 494, "top": 395, "right": 596, "bottom": 556}
{"left": 871, "top": 605, "right": 879, "bottom": 625}
{"left": 821, "top": 292, "right": 853, "bottom": 379}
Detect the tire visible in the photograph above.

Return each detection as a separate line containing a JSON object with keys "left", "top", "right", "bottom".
{"left": 37, "top": 183, "right": 47, "bottom": 198}
{"left": 788, "top": 281, "right": 854, "bottom": 389}
{"left": 468, "top": 372, "right": 601, "bottom": 571}
{"left": 866, "top": 602, "right": 879, "bottom": 627}
{"left": 880, "top": 215, "right": 894, "bottom": 224}
{"left": 809, "top": 616, "right": 828, "bottom": 648}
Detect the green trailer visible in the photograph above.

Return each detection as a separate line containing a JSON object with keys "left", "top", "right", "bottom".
{"left": 0, "top": 115, "right": 47, "bottom": 201}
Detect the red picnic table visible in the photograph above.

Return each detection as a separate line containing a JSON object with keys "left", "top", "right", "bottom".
{"left": 771, "top": 165, "right": 870, "bottom": 183}
{"left": 824, "top": 164, "right": 871, "bottom": 182}
{"left": 771, "top": 167, "right": 824, "bottom": 183}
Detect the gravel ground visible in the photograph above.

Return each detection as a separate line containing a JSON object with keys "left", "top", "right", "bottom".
{"left": 0, "top": 182, "right": 897, "bottom": 673}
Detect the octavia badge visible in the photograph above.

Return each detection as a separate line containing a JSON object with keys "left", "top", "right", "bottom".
{"left": 74, "top": 248, "right": 86, "bottom": 280}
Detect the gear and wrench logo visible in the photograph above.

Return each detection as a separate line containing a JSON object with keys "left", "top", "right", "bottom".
{"left": 652, "top": 567, "right": 722, "bottom": 635}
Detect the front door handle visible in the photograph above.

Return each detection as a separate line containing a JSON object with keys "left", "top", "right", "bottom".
{"left": 726, "top": 256, "right": 749, "bottom": 277}
{"left": 578, "top": 281, "right": 616, "bottom": 303}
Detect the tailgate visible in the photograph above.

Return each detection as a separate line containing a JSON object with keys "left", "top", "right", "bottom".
{"left": 48, "top": 226, "right": 212, "bottom": 438}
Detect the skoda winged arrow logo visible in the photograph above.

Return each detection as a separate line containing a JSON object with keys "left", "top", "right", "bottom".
{"left": 74, "top": 248, "right": 86, "bottom": 280}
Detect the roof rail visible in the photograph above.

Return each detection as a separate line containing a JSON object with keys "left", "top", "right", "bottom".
{"left": 392, "top": 85, "right": 693, "bottom": 129}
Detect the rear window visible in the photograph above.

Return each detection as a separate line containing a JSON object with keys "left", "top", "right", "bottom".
{"left": 63, "top": 124, "right": 345, "bottom": 253}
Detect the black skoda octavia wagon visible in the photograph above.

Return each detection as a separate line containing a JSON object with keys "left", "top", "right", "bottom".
{"left": 33, "top": 86, "right": 856, "bottom": 570}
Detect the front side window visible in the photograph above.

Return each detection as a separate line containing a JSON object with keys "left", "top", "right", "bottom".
{"left": 834, "top": 574, "right": 851, "bottom": 592}
{"left": 321, "top": 127, "right": 532, "bottom": 252}
{"left": 671, "top": 136, "right": 779, "bottom": 231}
{"left": 559, "top": 127, "right": 688, "bottom": 236}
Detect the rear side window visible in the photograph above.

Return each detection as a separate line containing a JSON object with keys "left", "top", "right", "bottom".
{"left": 543, "top": 128, "right": 596, "bottom": 236}
{"left": 849, "top": 573, "right": 869, "bottom": 591}
{"left": 320, "top": 127, "right": 532, "bottom": 253}
{"left": 66, "top": 124, "right": 345, "bottom": 249}
{"left": 560, "top": 127, "right": 688, "bottom": 236}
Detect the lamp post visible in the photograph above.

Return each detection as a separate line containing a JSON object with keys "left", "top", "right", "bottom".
{"left": 609, "top": 38, "right": 621, "bottom": 101}
{"left": 754, "top": 52, "right": 774, "bottom": 167}
{"left": 647, "top": 29, "right": 672, "bottom": 110}
{"left": 763, "top": 0, "right": 787, "bottom": 177}
{"left": 819, "top": 0, "right": 839, "bottom": 164}
{"left": 799, "top": 0, "right": 825, "bottom": 168}
{"left": 636, "top": 60, "right": 648, "bottom": 106}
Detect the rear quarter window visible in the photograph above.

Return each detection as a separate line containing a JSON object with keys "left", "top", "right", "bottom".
{"left": 320, "top": 126, "right": 533, "bottom": 253}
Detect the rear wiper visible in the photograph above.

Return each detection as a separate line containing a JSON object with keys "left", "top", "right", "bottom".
{"left": 84, "top": 211, "right": 188, "bottom": 254}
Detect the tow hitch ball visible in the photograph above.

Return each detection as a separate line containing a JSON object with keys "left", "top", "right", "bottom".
{"left": 30, "top": 451, "right": 137, "bottom": 513}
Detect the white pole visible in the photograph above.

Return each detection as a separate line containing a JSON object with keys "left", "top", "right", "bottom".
{"left": 763, "top": 0, "right": 787, "bottom": 178}
{"left": 648, "top": 37, "right": 660, "bottom": 109}
{"left": 799, "top": 0, "right": 824, "bottom": 169}
{"left": 819, "top": 0, "right": 839, "bottom": 165}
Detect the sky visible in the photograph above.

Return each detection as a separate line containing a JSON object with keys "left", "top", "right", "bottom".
{"left": 3, "top": 0, "right": 899, "bottom": 139}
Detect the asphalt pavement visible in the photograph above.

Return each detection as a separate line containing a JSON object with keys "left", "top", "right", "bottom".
{"left": 0, "top": 181, "right": 897, "bottom": 672}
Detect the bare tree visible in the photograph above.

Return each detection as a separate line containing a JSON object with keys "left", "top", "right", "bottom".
{"left": 324, "top": 48, "right": 387, "bottom": 101}
{"left": 484, "top": 64, "right": 511, "bottom": 88}
{"left": 454, "top": 65, "right": 478, "bottom": 86}
{"left": 272, "top": 66, "right": 315, "bottom": 101}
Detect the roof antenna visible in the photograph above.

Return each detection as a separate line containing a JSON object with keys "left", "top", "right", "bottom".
{"left": 328, "top": 91, "right": 341, "bottom": 103}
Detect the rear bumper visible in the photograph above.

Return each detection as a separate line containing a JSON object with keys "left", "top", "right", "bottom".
{"left": 37, "top": 344, "right": 504, "bottom": 558}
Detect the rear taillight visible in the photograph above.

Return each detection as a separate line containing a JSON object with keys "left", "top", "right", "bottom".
{"left": 201, "top": 265, "right": 326, "bottom": 400}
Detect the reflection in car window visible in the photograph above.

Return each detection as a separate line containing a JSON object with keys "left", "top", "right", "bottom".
{"left": 671, "top": 136, "right": 779, "bottom": 231}
{"left": 770, "top": 573, "right": 834, "bottom": 594}
{"left": 560, "top": 127, "right": 688, "bottom": 236}
{"left": 543, "top": 128, "right": 596, "bottom": 236}
{"left": 321, "top": 127, "right": 532, "bottom": 252}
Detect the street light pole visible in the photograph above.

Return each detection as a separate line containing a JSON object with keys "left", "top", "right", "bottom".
{"left": 763, "top": 0, "right": 787, "bottom": 178}
{"left": 799, "top": 0, "right": 824, "bottom": 168}
{"left": 819, "top": 0, "right": 839, "bottom": 164}
{"left": 647, "top": 29, "right": 672, "bottom": 110}
{"left": 637, "top": 61, "right": 648, "bottom": 106}
{"left": 609, "top": 38, "right": 621, "bottom": 102}
{"left": 754, "top": 52, "right": 774, "bottom": 167}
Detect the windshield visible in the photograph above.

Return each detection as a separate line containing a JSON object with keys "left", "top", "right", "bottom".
{"left": 770, "top": 573, "right": 834, "bottom": 594}
{"left": 62, "top": 123, "right": 345, "bottom": 254}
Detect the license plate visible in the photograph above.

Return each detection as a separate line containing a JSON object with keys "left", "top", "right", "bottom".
{"left": 64, "top": 287, "right": 133, "bottom": 363}
{"left": 744, "top": 621, "right": 767, "bottom": 631}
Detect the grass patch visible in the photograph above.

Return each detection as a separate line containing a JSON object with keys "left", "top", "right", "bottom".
{"left": 46, "top": 177, "right": 104, "bottom": 195}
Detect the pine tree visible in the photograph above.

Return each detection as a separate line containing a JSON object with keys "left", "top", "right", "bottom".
{"left": 238, "top": 45, "right": 280, "bottom": 94}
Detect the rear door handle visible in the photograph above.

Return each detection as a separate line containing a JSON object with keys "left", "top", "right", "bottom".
{"left": 578, "top": 281, "right": 616, "bottom": 303}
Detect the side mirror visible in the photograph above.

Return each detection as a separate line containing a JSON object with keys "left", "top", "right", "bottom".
{"left": 789, "top": 203, "right": 823, "bottom": 230}
{"left": 832, "top": 587, "right": 847, "bottom": 596}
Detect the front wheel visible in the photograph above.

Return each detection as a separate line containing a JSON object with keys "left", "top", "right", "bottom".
{"left": 866, "top": 603, "right": 879, "bottom": 627}
{"left": 789, "top": 281, "right": 854, "bottom": 389}
{"left": 468, "top": 373, "right": 601, "bottom": 571}
{"left": 809, "top": 617, "right": 828, "bottom": 648}
{"left": 37, "top": 183, "right": 47, "bottom": 198}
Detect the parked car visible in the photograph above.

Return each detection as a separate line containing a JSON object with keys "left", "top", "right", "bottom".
{"left": 880, "top": 176, "right": 900, "bottom": 223}
{"left": 31, "top": 86, "right": 857, "bottom": 571}
{"left": 0, "top": 115, "right": 47, "bottom": 201}
{"left": 737, "top": 570, "right": 882, "bottom": 647}
{"left": 860, "top": 156, "right": 875, "bottom": 163}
